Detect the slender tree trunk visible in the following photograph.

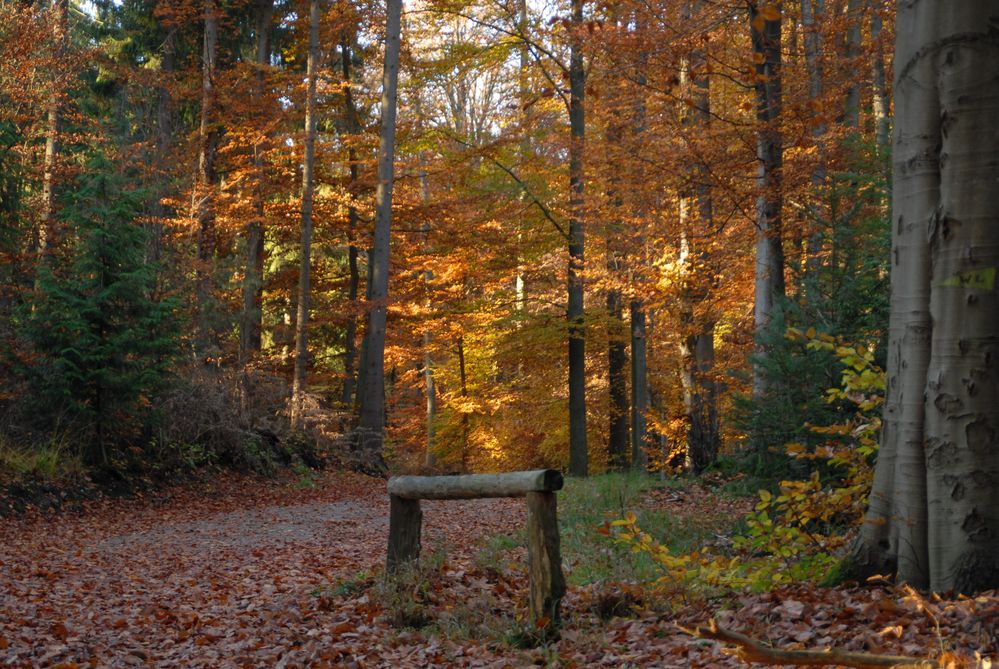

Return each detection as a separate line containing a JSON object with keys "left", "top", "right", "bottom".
{"left": 801, "top": 0, "right": 827, "bottom": 282}
{"left": 457, "top": 336, "right": 470, "bottom": 471}
{"left": 630, "top": 27, "right": 650, "bottom": 469}
{"left": 355, "top": 0, "right": 402, "bottom": 470}
{"left": 148, "top": 28, "right": 175, "bottom": 270}
{"left": 566, "top": 0, "right": 588, "bottom": 476}
{"left": 679, "top": 6, "right": 720, "bottom": 473}
{"left": 630, "top": 300, "right": 648, "bottom": 468}
{"left": 340, "top": 38, "right": 361, "bottom": 409}
{"left": 194, "top": 0, "right": 219, "bottom": 359}
{"left": 607, "top": 242, "right": 629, "bottom": 469}
{"left": 842, "top": 0, "right": 862, "bottom": 128}
{"left": 749, "top": 0, "right": 785, "bottom": 398}
{"left": 418, "top": 164, "right": 437, "bottom": 466}
{"left": 291, "top": 0, "right": 320, "bottom": 429}
{"left": 869, "top": 1, "right": 890, "bottom": 156}
{"left": 240, "top": 0, "right": 273, "bottom": 363}
{"left": 515, "top": 0, "right": 530, "bottom": 318}
{"left": 37, "top": 0, "right": 66, "bottom": 272}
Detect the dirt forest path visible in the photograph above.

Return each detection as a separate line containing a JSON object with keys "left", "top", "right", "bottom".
{"left": 0, "top": 472, "right": 526, "bottom": 668}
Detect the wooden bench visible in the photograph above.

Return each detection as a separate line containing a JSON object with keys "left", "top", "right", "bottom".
{"left": 386, "top": 469, "right": 566, "bottom": 628}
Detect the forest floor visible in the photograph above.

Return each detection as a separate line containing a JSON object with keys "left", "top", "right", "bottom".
{"left": 1, "top": 470, "right": 996, "bottom": 668}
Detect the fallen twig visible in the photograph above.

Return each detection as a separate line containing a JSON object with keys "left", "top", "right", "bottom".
{"left": 680, "top": 619, "right": 939, "bottom": 668}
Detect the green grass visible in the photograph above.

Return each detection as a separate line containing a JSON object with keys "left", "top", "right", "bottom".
{"left": 0, "top": 436, "right": 84, "bottom": 484}
{"left": 476, "top": 472, "right": 745, "bottom": 587}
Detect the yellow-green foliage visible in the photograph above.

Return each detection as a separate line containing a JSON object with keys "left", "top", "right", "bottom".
{"left": 611, "top": 330, "right": 885, "bottom": 598}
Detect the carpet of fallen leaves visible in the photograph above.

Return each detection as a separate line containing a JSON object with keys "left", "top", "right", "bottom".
{"left": 2, "top": 471, "right": 997, "bottom": 668}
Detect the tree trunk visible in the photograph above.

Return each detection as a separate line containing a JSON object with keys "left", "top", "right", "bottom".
{"left": 37, "top": 0, "right": 66, "bottom": 273}
{"left": 340, "top": 38, "right": 362, "bottom": 409}
{"left": 194, "top": 0, "right": 219, "bottom": 359}
{"left": 800, "top": 0, "right": 827, "bottom": 282}
{"left": 869, "top": 1, "right": 890, "bottom": 157}
{"left": 418, "top": 165, "right": 437, "bottom": 466}
{"left": 630, "top": 26, "right": 650, "bottom": 469}
{"left": 354, "top": 0, "right": 402, "bottom": 471}
{"left": 678, "top": 0, "right": 720, "bottom": 474}
{"left": 457, "top": 336, "right": 470, "bottom": 471}
{"left": 750, "top": 0, "right": 785, "bottom": 398}
{"left": 148, "top": 27, "right": 175, "bottom": 271}
{"left": 842, "top": 0, "right": 861, "bottom": 129}
{"left": 852, "top": 0, "right": 999, "bottom": 593}
{"left": 290, "top": 0, "right": 319, "bottom": 429}
{"left": 567, "top": 0, "right": 588, "bottom": 477}
{"left": 240, "top": 0, "right": 273, "bottom": 363}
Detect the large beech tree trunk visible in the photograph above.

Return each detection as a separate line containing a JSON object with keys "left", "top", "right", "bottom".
{"left": 240, "top": 0, "right": 273, "bottom": 363}
{"left": 566, "top": 0, "right": 588, "bottom": 476}
{"left": 354, "top": 0, "right": 402, "bottom": 471}
{"left": 749, "top": 0, "right": 785, "bottom": 398}
{"left": 852, "top": 0, "right": 999, "bottom": 593}
{"left": 290, "top": 0, "right": 319, "bottom": 429}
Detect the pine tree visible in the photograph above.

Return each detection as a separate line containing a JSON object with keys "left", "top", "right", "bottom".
{"left": 24, "top": 156, "right": 181, "bottom": 467}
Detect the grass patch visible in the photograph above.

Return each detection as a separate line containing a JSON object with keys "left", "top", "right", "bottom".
{"left": 0, "top": 436, "right": 84, "bottom": 484}
{"left": 475, "top": 472, "right": 746, "bottom": 588}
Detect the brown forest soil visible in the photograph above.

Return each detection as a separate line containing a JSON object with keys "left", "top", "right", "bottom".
{"left": 1, "top": 471, "right": 996, "bottom": 667}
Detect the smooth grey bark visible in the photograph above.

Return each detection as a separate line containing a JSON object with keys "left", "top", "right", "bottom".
{"left": 853, "top": 0, "right": 999, "bottom": 593}
{"left": 240, "top": 0, "right": 273, "bottom": 363}
{"left": 340, "top": 38, "right": 361, "bottom": 409}
{"left": 566, "top": 0, "right": 587, "bottom": 477}
{"left": 290, "top": 0, "right": 319, "bottom": 429}
{"left": 354, "top": 0, "right": 402, "bottom": 470}
{"left": 194, "top": 0, "right": 219, "bottom": 359}
{"left": 749, "top": 0, "right": 785, "bottom": 398}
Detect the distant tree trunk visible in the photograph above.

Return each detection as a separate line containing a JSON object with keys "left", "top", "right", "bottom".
{"left": 567, "top": 0, "right": 588, "bottom": 477}
{"left": 148, "top": 27, "right": 175, "bottom": 270}
{"left": 340, "top": 37, "right": 361, "bottom": 409}
{"left": 457, "top": 336, "right": 470, "bottom": 471}
{"left": 354, "top": 0, "right": 402, "bottom": 471}
{"left": 869, "top": 1, "right": 890, "bottom": 156}
{"left": 418, "top": 164, "right": 437, "bottom": 466}
{"left": 842, "top": 0, "right": 862, "bottom": 128}
{"left": 800, "top": 0, "right": 827, "bottom": 281}
{"left": 851, "top": 0, "right": 999, "bottom": 593}
{"left": 194, "top": 0, "right": 219, "bottom": 359}
{"left": 679, "top": 4, "right": 720, "bottom": 473}
{"left": 607, "top": 234, "right": 629, "bottom": 469}
{"left": 749, "top": 0, "right": 785, "bottom": 398}
{"left": 630, "top": 29, "right": 650, "bottom": 469}
{"left": 240, "top": 0, "right": 273, "bottom": 364}
{"left": 291, "top": 0, "right": 319, "bottom": 429}
{"left": 37, "top": 0, "right": 66, "bottom": 271}
{"left": 515, "top": 0, "right": 530, "bottom": 318}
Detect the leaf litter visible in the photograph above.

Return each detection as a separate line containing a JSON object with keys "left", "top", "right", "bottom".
{"left": 1, "top": 472, "right": 996, "bottom": 667}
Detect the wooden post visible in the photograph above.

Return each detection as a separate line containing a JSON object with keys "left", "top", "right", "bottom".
{"left": 386, "top": 495, "right": 421, "bottom": 572}
{"left": 526, "top": 491, "right": 566, "bottom": 628}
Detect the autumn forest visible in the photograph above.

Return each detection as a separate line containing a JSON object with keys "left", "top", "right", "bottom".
{"left": 2, "top": 0, "right": 999, "bottom": 665}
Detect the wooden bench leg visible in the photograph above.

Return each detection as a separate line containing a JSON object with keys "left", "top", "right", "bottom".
{"left": 526, "top": 491, "right": 566, "bottom": 628}
{"left": 387, "top": 495, "right": 422, "bottom": 573}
